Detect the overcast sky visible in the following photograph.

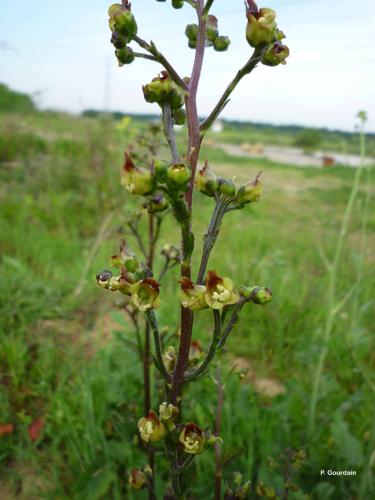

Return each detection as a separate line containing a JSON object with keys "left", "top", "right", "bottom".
{"left": 1, "top": 0, "right": 374, "bottom": 131}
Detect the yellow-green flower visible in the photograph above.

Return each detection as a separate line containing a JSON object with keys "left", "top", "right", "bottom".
{"left": 245, "top": 2, "right": 277, "bottom": 48}
{"left": 121, "top": 152, "right": 155, "bottom": 196}
{"left": 162, "top": 345, "right": 176, "bottom": 373}
{"left": 138, "top": 410, "right": 166, "bottom": 443}
{"left": 180, "top": 277, "right": 208, "bottom": 311}
{"left": 262, "top": 41, "right": 289, "bottom": 66}
{"left": 130, "top": 278, "right": 161, "bottom": 311}
{"left": 179, "top": 423, "right": 205, "bottom": 455}
{"left": 205, "top": 271, "right": 239, "bottom": 310}
{"left": 195, "top": 161, "right": 218, "bottom": 197}
{"left": 237, "top": 174, "right": 263, "bottom": 204}
{"left": 128, "top": 468, "right": 147, "bottom": 490}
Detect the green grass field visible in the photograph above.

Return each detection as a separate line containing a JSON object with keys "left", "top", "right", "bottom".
{"left": 0, "top": 107, "right": 374, "bottom": 499}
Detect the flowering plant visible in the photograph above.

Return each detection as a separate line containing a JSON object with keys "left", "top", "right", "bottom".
{"left": 98, "top": 0, "right": 288, "bottom": 496}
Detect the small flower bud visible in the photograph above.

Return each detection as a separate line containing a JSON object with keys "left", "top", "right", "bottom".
{"left": 172, "top": 0, "right": 184, "bottom": 9}
{"left": 146, "top": 192, "right": 169, "bottom": 213}
{"left": 180, "top": 277, "right": 208, "bottom": 311}
{"left": 245, "top": 2, "right": 277, "bottom": 48}
{"left": 206, "top": 15, "right": 219, "bottom": 42}
{"left": 233, "top": 471, "right": 243, "bottom": 486}
{"left": 236, "top": 173, "right": 262, "bottom": 204}
{"left": 154, "top": 158, "right": 169, "bottom": 182}
{"left": 189, "top": 340, "right": 204, "bottom": 365}
{"left": 115, "top": 46, "right": 135, "bottom": 66}
{"left": 159, "top": 402, "right": 179, "bottom": 430}
{"left": 262, "top": 41, "right": 289, "bottom": 66}
{"left": 121, "top": 152, "right": 156, "bottom": 196}
{"left": 111, "top": 31, "right": 127, "bottom": 49}
{"left": 162, "top": 345, "right": 176, "bottom": 373}
{"left": 108, "top": 2, "right": 137, "bottom": 40}
{"left": 205, "top": 271, "right": 239, "bottom": 310}
{"left": 179, "top": 423, "right": 205, "bottom": 455}
{"left": 129, "top": 468, "right": 147, "bottom": 490}
{"left": 185, "top": 23, "right": 198, "bottom": 41}
{"left": 214, "top": 36, "right": 231, "bottom": 52}
{"left": 167, "top": 163, "right": 191, "bottom": 187}
{"left": 218, "top": 178, "right": 236, "bottom": 196}
{"left": 173, "top": 108, "right": 186, "bottom": 125}
{"left": 161, "top": 244, "right": 180, "bottom": 263}
{"left": 252, "top": 286, "right": 272, "bottom": 305}
{"left": 188, "top": 39, "right": 197, "bottom": 49}
{"left": 138, "top": 410, "right": 166, "bottom": 443}
{"left": 195, "top": 161, "right": 219, "bottom": 197}
{"left": 204, "top": 429, "right": 224, "bottom": 446}
{"left": 130, "top": 278, "right": 161, "bottom": 311}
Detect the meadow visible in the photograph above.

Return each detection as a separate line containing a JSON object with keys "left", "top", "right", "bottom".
{"left": 0, "top": 97, "right": 374, "bottom": 499}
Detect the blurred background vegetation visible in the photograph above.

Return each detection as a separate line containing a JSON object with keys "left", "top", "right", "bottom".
{"left": 0, "top": 83, "right": 374, "bottom": 499}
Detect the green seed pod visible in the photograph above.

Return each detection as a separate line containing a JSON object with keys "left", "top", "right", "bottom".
{"left": 115, "top": 46, "right": 135, "bottom": 66}
{"left": 218, "top": 178, "right": 236, "bottom": 196}
{"left": 195, "top": 162, "right": 219, "bottom": 197}
{"left": 213, "top": 35, "right": 231, "bottom": 52}
{"left": 206, "top": 15, "right": 219, "bottom": 42}
{"left": 262, "top": 41, "right": 289, "bottom": 66}
{"left": 168, "top": 88, "right": 184, "bottom": 110}
{"left": 185, "top": 23, "right": 198, "bottom": 41}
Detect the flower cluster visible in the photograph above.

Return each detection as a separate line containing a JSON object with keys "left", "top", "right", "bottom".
{"left": 245, "top": 0, "right": 289, "bottom": 66}
{"left": 143, "top": 71, "right": 186, "bottom": 125}
{"left": 185, "top": 15, "right": 231, "bottom": 52}
{"left": 196, "top": 162, "right": 263, "bottom": 207}
{"left": 96, "top": 242, "right": 161, "bottom": 311}
{"left": 108, "top": 1, "right": 137, "bottom": 66}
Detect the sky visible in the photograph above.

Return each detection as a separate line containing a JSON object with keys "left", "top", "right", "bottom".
{"left": 1, "top": 0, "right": 375, "bottom": 132}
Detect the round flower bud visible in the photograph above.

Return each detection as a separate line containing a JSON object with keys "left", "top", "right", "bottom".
{"left": 111, "top": 31, "right": 127, "bottom": 49}
{"left": 206, "top": 15, "right": 219, "bottom": 43}
{"left": 179, "top": 423, "right": 205, "bottom": 455}
{"left": 245, "top": 3, "right": 277, "bottom": 48}
{"left": 172, "top": 0, "right": 184, "bottom": 9}
{"left": 167, "top": 163, "right": 191, "bottom": 186}
{"left": 262, "top": 41, "right": 289, "bottom": 66}
{"left": 213, "top": 36, "right": 231, "bottom": 52}
{"left": 115, "top": 46, "right": 135, "bottom": 66}
{"left": 252, "top": 286, "right": 272, "bottom": 305}
{"left": 218, "top": 178, "right": 236, "bottom": 196}
{"left": 188, "top": 39, "right": 197, "bottom": 49}
{"left": 185, "top": 23, "right": 198, "bottom": 41}
{"left": 154, "top": 158, "right": 169, "bottom": 182}
{"left": 146, "top": 193, "right": 169, "bottom": 214}
{"left": 138, "top": 410, "right": 166, "bottom": 443}
{"left": 173, "top": 108, "right": 186, "bottom": 125}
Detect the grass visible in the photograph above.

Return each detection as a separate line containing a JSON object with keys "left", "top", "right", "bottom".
{"left": 0, "top": 109, "right": 374, "bottom": 499}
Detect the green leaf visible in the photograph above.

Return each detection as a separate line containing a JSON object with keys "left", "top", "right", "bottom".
{"left": 330, "top": 410, "right": 364, "bottom": 466}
